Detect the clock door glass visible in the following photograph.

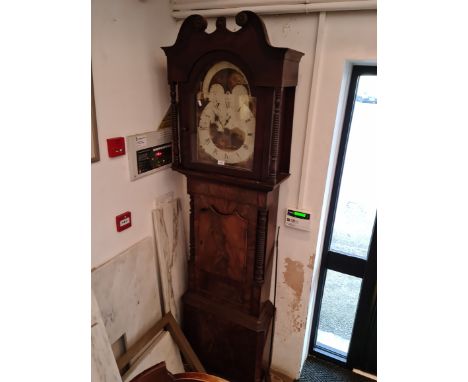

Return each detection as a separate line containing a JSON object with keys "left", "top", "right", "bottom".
{"left": 195, "top": 61, "right": 256, "bottom": 171}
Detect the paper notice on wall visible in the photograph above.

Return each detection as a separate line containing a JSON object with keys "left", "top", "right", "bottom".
{"left": 135, "top": 135, "right": 148, "bottom": 149}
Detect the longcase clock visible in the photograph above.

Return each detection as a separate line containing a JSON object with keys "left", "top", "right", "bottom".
{"left": 162, "top": 11, "right": 303, "bottom": 382}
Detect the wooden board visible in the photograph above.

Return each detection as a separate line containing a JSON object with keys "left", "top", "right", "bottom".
{"left": 122, "top": 331, "right": 184, "bottom": 382}
{"left": 117, "top": 313, "right": 205, "bottom": 375}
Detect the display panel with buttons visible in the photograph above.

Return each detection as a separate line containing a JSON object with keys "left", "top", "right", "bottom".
{"left": 285, "top": 208, "right": 312, "bottom": 231}
{"left": 127, "top": 128, "right": 172, "bottom": 181}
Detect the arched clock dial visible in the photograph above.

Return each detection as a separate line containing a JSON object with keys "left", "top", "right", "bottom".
{"left": 195, "top": 61, "right": 256, "bottom": 170}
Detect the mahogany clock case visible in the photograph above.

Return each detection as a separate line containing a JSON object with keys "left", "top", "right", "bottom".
{"left": 187, "top": 178, "right": 279, "bottom": 317}
{"left": 162, "top": 11, "right": 303, "bottom": 189}
{"left": 182, "top": 177, "right": 279, "bottom": 382}
{"left": 162, "top": 11, "right": 304, "bottom": 382}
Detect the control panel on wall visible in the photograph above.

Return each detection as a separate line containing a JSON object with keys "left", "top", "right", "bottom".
{"left": 285, "top": 208, "right": 313, "bottom": 231}
{"left": 127, "top": 128, "right": 172, "bottom": 181}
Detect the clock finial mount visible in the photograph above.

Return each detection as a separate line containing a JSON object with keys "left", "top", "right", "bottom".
{"left": 235, "top": 11, "right": 249, "bottom": 26}
{"left": 215, "top": 16, "right": 227, "bottom": 30}
{"left": 190, "top": 14, "right": 207, "bottom": 31}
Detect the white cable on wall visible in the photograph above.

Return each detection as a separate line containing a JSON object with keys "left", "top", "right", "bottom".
{"left": 298, "top": 11, "right": 326, "bottom": 210}
{"left": 173, "top": 0, "right": 304, "bottom": 10}
{"left": 172, "top": 0, "right": 365, "bottom": 9}
{"left": 171, "top": 0, "right": 376, "bottom": 18}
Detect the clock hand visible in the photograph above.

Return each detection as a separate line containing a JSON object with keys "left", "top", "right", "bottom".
{"left": 215, "top": 120, "right": 224, "bottom": 132}
{"left": 213, "top": 113, "right": 224, "bottom": 132}
{"left": 224, "top": 114, "right": 232, "bottom": 130}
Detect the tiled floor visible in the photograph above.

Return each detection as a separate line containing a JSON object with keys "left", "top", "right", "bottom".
{"left": 298, "top": 356, "right": 376, "bottom": 382}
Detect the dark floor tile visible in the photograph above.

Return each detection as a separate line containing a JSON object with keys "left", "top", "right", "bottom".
{"left": 298, "top": 356, "right": 375, "bottom": 382}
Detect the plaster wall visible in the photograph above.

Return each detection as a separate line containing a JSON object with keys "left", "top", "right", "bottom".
{"left": 91, "top": 0, "right": 186, "bottom": 268}
{"left": 262, "top": 11, "right": 377, "bottom": 379}
{"left": 92, "top": 2, "right": 376, "bottom": 379}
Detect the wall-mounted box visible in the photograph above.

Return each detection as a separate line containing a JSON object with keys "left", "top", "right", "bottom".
{"left": 126, "top": 128, "right": 172, "bottom": 181}
{"left": 285, "top": 207, "right": 312, "bottom": 231}
{"left": 107, "top": 137, "right": 126, "bottom": 158}
{"left": 116, "top": 211, "right": 131, "bottom": 232}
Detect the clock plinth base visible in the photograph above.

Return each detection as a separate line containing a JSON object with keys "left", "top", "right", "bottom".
{"left": 183, "top": 291, "right": 274, "bottom": 382}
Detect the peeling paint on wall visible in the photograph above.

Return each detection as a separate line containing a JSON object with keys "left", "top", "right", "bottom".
{"left": 283, "top": 258, "right": 303, "bottom": 299}
{"left": 283, "top": 258, "right": 305, "bottom": 332}
{"left": 307, "top": 254, "right": 315, "bottom": 270}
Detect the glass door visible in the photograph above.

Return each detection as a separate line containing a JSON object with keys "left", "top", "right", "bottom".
{"left": 310, "top": 65, "right": 377, "bottom": 373}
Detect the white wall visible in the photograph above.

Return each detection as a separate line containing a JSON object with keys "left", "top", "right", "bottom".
{"left": 263, "top": 10, "right": 377, "bottom": 379}
{"left": 91, "top": 0, "right": 187, "bottom": 268}
{"left": 92, "top": 3, "right": 376, "bottom": 379}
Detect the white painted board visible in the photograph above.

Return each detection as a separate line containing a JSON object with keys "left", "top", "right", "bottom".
{"left": 91, "top": 292, "right": 122, "bottom": 382}
{"left": 152, "top": 198, "right": 188, "bottom": 323}
{"left": 92, "top": 237, "right": 163, "bottom": 347}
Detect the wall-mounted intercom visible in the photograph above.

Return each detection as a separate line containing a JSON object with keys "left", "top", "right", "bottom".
{"left": 285, "top": 207, "right": 313, "bottom": 231}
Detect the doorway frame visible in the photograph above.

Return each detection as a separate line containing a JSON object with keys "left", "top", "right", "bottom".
{"left": 308, "top": 64, "right": 377, "bottom": 369}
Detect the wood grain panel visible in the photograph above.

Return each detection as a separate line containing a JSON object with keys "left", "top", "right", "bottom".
{"left": 198, "top": 207, "right": 248, "bottom": 282}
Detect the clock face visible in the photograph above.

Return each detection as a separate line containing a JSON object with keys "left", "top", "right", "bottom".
{"left": 195, "top": 61, "right": 256, "bottom": 171}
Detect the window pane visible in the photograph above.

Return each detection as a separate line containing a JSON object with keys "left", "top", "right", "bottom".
{"left": 330, "top": 74, "right": 376, "bottom": 259}
{"left": 316, "top": 270, "right": 362, "bottom": 358}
